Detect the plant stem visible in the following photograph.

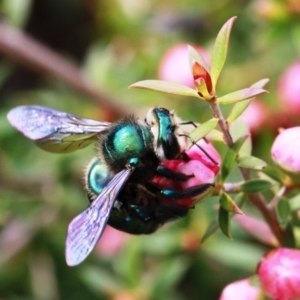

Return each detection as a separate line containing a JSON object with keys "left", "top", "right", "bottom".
{"left": 209, "top": 101, "right": 283, "bottom": 244}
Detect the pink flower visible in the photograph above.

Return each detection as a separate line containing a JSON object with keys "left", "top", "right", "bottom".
{"left": 241, "top": 100, "right": 269, "bottom": 133}
{"left": 153, "top": 139, "right": 220, "bottom": 206}
{"left": 158, "top": 44, "right": 210, "bottom": 88}
{"left": 271, "top": 127, "right": 300, "bottom": 173}
{"left": 257, "top": 248, "right": 300, "bottom": 300}
{"left": 219, "top": 278, "right": 261, "bottom": 300}
{"left": 96, "top": 226, "right": 129, "bottom": 258}
{"left": 278, "top": 61, "right": 300, "bottom": 115}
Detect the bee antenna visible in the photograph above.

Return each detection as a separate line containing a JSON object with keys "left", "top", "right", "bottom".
{"left": 179, "top": 134, "right": 218, "bottom": 166}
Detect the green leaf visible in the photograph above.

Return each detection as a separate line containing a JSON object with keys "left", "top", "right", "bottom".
{"left": 206, "top": 129, "right": 224, "bottom": 142}
{"left": 289, "top": 194, "right": 300, "bottom": 211}
{"left": 276, "top": 198, "right": 291, "bottom": 224}
{"left": 217, "top": 88, "right": 268, "bottom": 104}
{"left": 129, "top": 80, "right": 199, "bottom": 98}
{"left": 227, "top": 100, "right": 251, "bottom": 126}
{"left": 237, "top": 156, "right": 267, "bottom": 170}
{"left": 262, "top": 166, "right": 285, "bottom": 183}
{"left": 219, "top": 206, "right": 232, "bottom": 239}
{"left": 251, "top": 78, "right": 270, "bottom": 89}
{"left": 220, "top": 136, "right": 247, "bottom": 181}
{"left": 211, "top": 16, "right": 237, "bottom": 90}
{"left": 188, "top": 45, "right": 209, "bottom": 71}
{"left": 219, "top": 192, "right": 243, "bottom": 214}
{"left": 188, "top": 118, "right": 219, "bottom": 147}
{"left": 282, "top": 221, "right": 296, "bottom": 248}
{"left": 201, "top": 220, "right": 219, "bottom": 243}
{"left": 240, "top": 179, "right": 274, "bottom": 193}
{"left": 229, "top": 118, "right": 252, "bottom": 156}
{"left": 227, "top": 79, "right": 270, "bottom": 125}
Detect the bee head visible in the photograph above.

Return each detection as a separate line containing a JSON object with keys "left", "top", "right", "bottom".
{"left": 145, "top": 107, "right": 187, "bottom": 160}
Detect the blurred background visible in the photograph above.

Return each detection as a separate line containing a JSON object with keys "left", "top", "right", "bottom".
{"left": 0, "top": 0, "right": 300, "bottom": 299}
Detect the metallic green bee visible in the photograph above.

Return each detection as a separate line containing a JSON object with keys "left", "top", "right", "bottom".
{"left": 7, "top": 106, "right": 213, "bottom": 266}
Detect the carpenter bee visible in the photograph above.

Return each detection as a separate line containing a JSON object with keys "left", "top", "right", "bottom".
{"left": 7, "top": 105, "right": 214, "bottom": 266}
{"left": 84, "top": 157, "right": 211, "bottom": 235}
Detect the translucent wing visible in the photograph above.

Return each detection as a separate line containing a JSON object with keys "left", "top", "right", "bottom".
{"left": 7, "top": 105, "right": 111, "bottom": 153}
{"left": 65, "top": 167, "right": 134, "bottom": 266}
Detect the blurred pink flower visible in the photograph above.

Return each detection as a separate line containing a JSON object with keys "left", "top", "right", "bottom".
{"left": 154, "top": 139, "right": 220, "bottom": 206}
{"left": 219, "top": 278, "right": 261, "bottom": 300}
{"left": 96, "top": 225, "right": 129, "bottom": 258}
{"left": 241, "top": 100, "right": 269, "bottom": 133}
{"left": 257, "top": 248, "right": 300, "bottom": 300}
{"left": 271, "top": 127, "right": 300, "bottom": 173}
{"left": 278, "top": 61, "right": 300, "bottom": 115}
{"left": 158, "top": 44, "right": 210, "bottom": 88}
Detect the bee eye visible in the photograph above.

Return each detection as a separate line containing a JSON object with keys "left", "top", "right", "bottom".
{"left": 86, "top": 160, "right": 111, "bottom": 195}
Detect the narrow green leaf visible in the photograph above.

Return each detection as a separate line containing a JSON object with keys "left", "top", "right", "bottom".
{"left": 188, "top": 45, "right": 209, "bottom": 71}
{"left": 227, "top": 79, "right": 269, "bottom": 124}
{"left": 188, "top": 118, "right": 219, "bottom": 147}
{"left": 229, "top": 118, "right": 252, "bottom": 156}
{"left": 282, "top": 221, "right": 296, "bottom": 248}
{"left": 289, "top": 194, "right": 300, "bottom": 211}
{"left": 201, "top": 220, "right": 219, "bottom": 243}
{"left": 251, "top": 78, "right": 270, "bottom": 89}
{"left": 262, "top": 166, "right": 285, "bottom": 183}
{"left": 129, "top": 80, "right": 200, "bottom": 98}
{"left": 237, "top": 156, "right": 267, "bottom": 170}
{"left": 211, "top": 16, "right": 237, "bottom": 90}
{"left": 227, "top": 100, "right": 251, "bottom": 125}
{"left": 206, "top": 128, "right": 224, "bottom": 142}
{"left": 220, "top": 192, "right": 244, "bottom": 214}
{"left": 217, "top": 88, "right": 268, "bottom": 105}
{"left": 219, "top": 206, "right": 232, "bottom": 239}
{"left": 240, "top": 179, "right": 274, "bottom": 193}
{"left": 221, "top": 136, "right": 247, "bottom": 181}
{"left": 276, "top": 198, "right": 291, "bottom": 224}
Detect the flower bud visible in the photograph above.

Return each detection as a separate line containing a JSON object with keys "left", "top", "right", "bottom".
{"left": 257, "top": 248, "right": 300, "bottom": 300}
{"left": 219, "top": 279, "right": 260, "bottom": 300}
{"left": 154, "top": 140, "right": 220, "bottom": 206}
{"left": 278, "top": 61, "right": 300, "bottom": 115}
{"left": 158, "top": 44, "right": 210, "bottom": 88}
{"left": 271, "top": 127, "right": 300, "bottom": 174}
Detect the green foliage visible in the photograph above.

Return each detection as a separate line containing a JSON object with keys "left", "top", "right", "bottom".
{"left": 1, "top": 1, "right": 300, "bottom": 299}
{"left": 130, "top": 80, "right": 199, "bottom": 98}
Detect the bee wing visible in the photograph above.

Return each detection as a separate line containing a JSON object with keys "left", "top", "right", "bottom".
{"left": 65, "top": 167, "right": 133, "bottom": 266}
{"left": 7, "top": 105, "right": 111, "bottom": 153}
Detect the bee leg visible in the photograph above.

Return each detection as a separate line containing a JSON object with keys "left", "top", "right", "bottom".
{"left": 156, "top": 165, "right": 193, "bottom": 181}
{"left": 146, "top": 182, "right": 214, "bottom": 200}
{"left": 128, "top": 204, "right": 153, "bottom": 222}
{"left": 179, "top": 121, "right": 197, "bottom": 128}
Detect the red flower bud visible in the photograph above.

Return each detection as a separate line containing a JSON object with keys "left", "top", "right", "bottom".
{"left": 258, "top": 248, "right": 300, "bottom": 300}
{"left": 154, "top": 140, "right": 220, "bottom": 206}
{"left": 219, "top": 278, "right": 260, "bottom": 300}
{"left": 278, "top": 61, "right": 300, "bottom": 115}
{"left": 271, "top": 127, "right": 300, "bottom": 174}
